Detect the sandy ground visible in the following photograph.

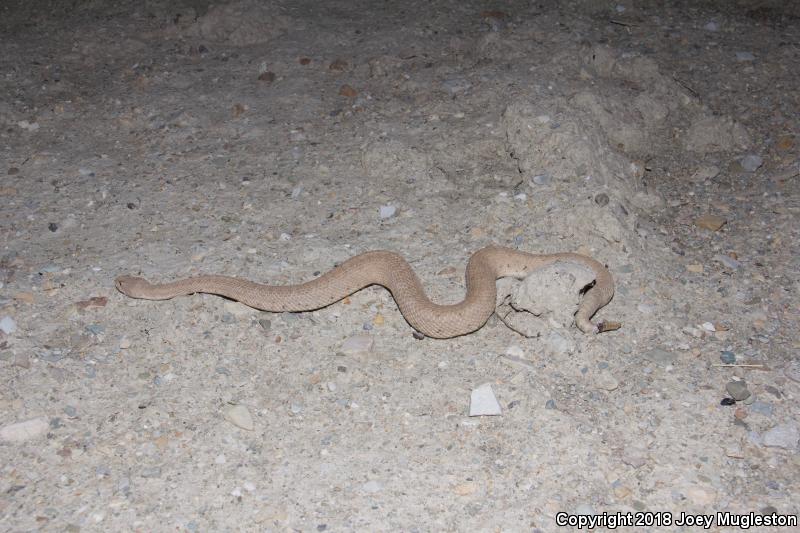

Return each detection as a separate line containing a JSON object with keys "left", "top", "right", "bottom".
{"left": 1, "top": 0, "right": 799, "bottom": 531}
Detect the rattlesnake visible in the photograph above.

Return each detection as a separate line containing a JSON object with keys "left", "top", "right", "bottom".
{"left": 115, "top": 245, "right": 614, "bottom": 338}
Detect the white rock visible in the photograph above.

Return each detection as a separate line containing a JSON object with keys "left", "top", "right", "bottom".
{"left": 340, "top": 334, "right": 374, "bottom": 355}
{"left": 469, "top": 383, "right": 502, "bottom": 416}
{"left": 379, "top": 204, "right": 397, "bottom": 219}
{"left": 701, "top": 322, "right": 716, "bottom": 332}
{"left": 505, "top": 345, "right": 525, "bottom": 358}
{"left": 362, "top": 480, "right": 382, "bottom": 493}
{"left": 119, "top": 336, "right": 131, "bottom": 349}
{"left": 0, "top": 417, "right": 49, "bottom": 442}
{"left": 0, "top": 316, "right": 17, "bottom": 334}
{"left": 223, "top": 405, "right": 255, "bottom": 431}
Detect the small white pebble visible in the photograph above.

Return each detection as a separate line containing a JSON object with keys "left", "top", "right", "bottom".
{"left": 379, "top": 205, "right": 397, "bottom": 219}
{"left": 0, "top": 316, "right": 17, "bottom": 334}
{"left": 469, "top": 383, "right": 502, "bottom": 416}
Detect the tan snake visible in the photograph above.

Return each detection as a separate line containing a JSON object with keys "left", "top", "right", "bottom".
{"left": 115, "top": 245, "right": 614, "bottom": 338}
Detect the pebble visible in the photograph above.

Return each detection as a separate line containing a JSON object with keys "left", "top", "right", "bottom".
{"left": 749, "top": 401, "right": 773, "bottom": 417}
{"left": 726, "top": 379, "right": 751, "bottom": 401}
{"left": 140, "top": 467, "right": 162, "bottom": 478}
{"left": 544, "top": 330, "right": 573, "bottom": 356}
{"left": 530, "top": 174, "right": 551, "bottom": 186}
{"left": 119, "top": 336, "right": 131, "bottom": 349}
{"left": 762, "top": 423, "right": 799, "bottom": 450}
{"left": 258, "top": 318, "right": 271, "bottom": 331}
{"left": 694, "top": 214, "right": 726, "bottom": 231}
{"left": 13, "top": 353, "right": 30, "bottom": 369}
{"left": 720, "top": 351, "right": 736, "bottom": 364}
{"left": 223, "top": 404, "right": 255, "bottom": 431}
{"left": 361, "top": 480, "right": 382, "bottom": 493}
{"left": 713, "top": 254, "right": 741, "bottom": 270}
{"left": 595, "top": 370, "right": 619, "bottom": 391}
{"left": 545, "top": 399, "right": 556, "bottom": 409}
{"left": 469, "top": 383, "right": 502, "bottom": 416}
{"left": 85, "top": 324, "right": 104, "bottom": 335}
{"left": 594, "top": 192, "right": 609, "bottom": 206}
{"left": 505, "top": 345, "right": 525, "bottom": 358}
{"left": 0, "top": 417, "right": 49, "bottom": 442}
{"left": 740, "top": 154, "right": 763, "bottom": 172}
{"left": 379, "top": 204, "right": 397, "bottom": 219}
{"left": 704, "top": 20, "right": 719, "bottom": 32}
{"left": 0, "top": 316, "right": 17, "bottom": 334}
{"left": 735, "top": 51, "right": 755, "bottom": 62}
{"left": 441, "top": 78, "right": 472, "bottom": 95}
{"left": 339, "top": 334, "right": 373, "bottom": 355}
{"left": 642, "top": 347, "right": 677, "bottom": 365}
{"left": 783, "top": 360, "right": 800, "bottom": 383}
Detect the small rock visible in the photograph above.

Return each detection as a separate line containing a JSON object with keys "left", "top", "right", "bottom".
{"left": 713, "top": 254, "right": 741, "bottom": 270}
{"left": 339, "top": 334, "right": 373, "bottom": 355}
{"left": 544, "top": 330, "right": 574, "bottom": 356}
{"left": 329, "top": 58, "right": 348, "bottom": 71}
{"left": 694, "top": 214, "right": 726, "bottom": 231}
{"left": 594, "top": 193, "right": 609, "bottom": 206}
{"left": 469, "top": 383, "right": 502, "bottom": 416}
{"left": 119, "top": 336, "right": 131, "bottom": 350}
{"left": 0, "top": 316, "right": 17, "bottom": 334}
{"left": 339, "top": 84, "right": 357, "bottom": 98}
{"left": 258, "top": 71, "right": 276, "bottom": 83}
{"left": 643, "top": 348, "right": 677, "bottom": 365}
{"left": 749, "top": 401, "right": 773, "bottom": 417}
{"left": 13, "top": 353, "right": 30, "bottom": 369}
{"left": 361, "top": 480, "right": 382, "bottom": 493}
{"left": 453, "top": 482, "right": 477, "bottom": 496}
{"left": 223, "top": 404, "right": 255, "bottom": 431}
{"left": 0, "top": 417, "right": 49, "bottom": 442}
{"left": 720, "top": 351, "right": 736, "bottom": 364}
{"left": 530, "top": 174, "right": 551, "bottom": 186}
{"left": 140, "top": 467, "right": 162, "bottom": 478}
{"left": 441, "top": 78, "right": 471, "bottom": 95}
{"left": 690, "top": 165, "right": 720, "bottom": 181}
{"left": 704, "top": 20, "right": 719, "bottom": 32}
{"left": 740, "top": 154, "right": 763, "bottom": 172}
{"left": 85, "top": 324, "right": 104, "bottom": 335}
{"left": 379, "top": 205, "right": 397, "bottom": 219}
{"left": 505, "top": 345, "right": 524, "bottom": 358}
{"left": 258, "top": 318, "right": 271, "bottom": 331}
{"left": 726, "top": 379, "right": 751, "bottom": 401}
{"left": 735, "top": 51, "right": 755, "bottom": 62}
{"left": 762, "top": 423, "right": 799, "bottom": 450}
{"left": 545, "top": 399, "right": 556, "bottom": 409}
{"left": 701, "top": 322, "right": 716, "bottom": 332}
{"left": 595, "top": 370, "right": 619, "bottom": 391}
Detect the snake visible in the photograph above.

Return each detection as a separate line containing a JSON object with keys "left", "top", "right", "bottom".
{"left": 115, "top": 245, "right": 614, "bottom": 338}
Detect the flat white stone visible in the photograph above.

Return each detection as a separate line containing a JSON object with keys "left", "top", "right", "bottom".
{"left": 223, "top": 405, "right": 255, "bottom": 431}
{"left": 340, "top": 334, "right": 374, "bottom": 355}
{"left": 0, "top": 316, "right": 17, "bottom": 334}
{"left": 469, "top": 383, "right": 502, "bottom": 416}
{"left": 0, "top": 417, "right": 48, "bottom": 442}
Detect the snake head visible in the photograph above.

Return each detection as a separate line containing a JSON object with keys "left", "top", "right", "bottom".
{"left": 115, "top": 276, "right": 150, "bottom": 298}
